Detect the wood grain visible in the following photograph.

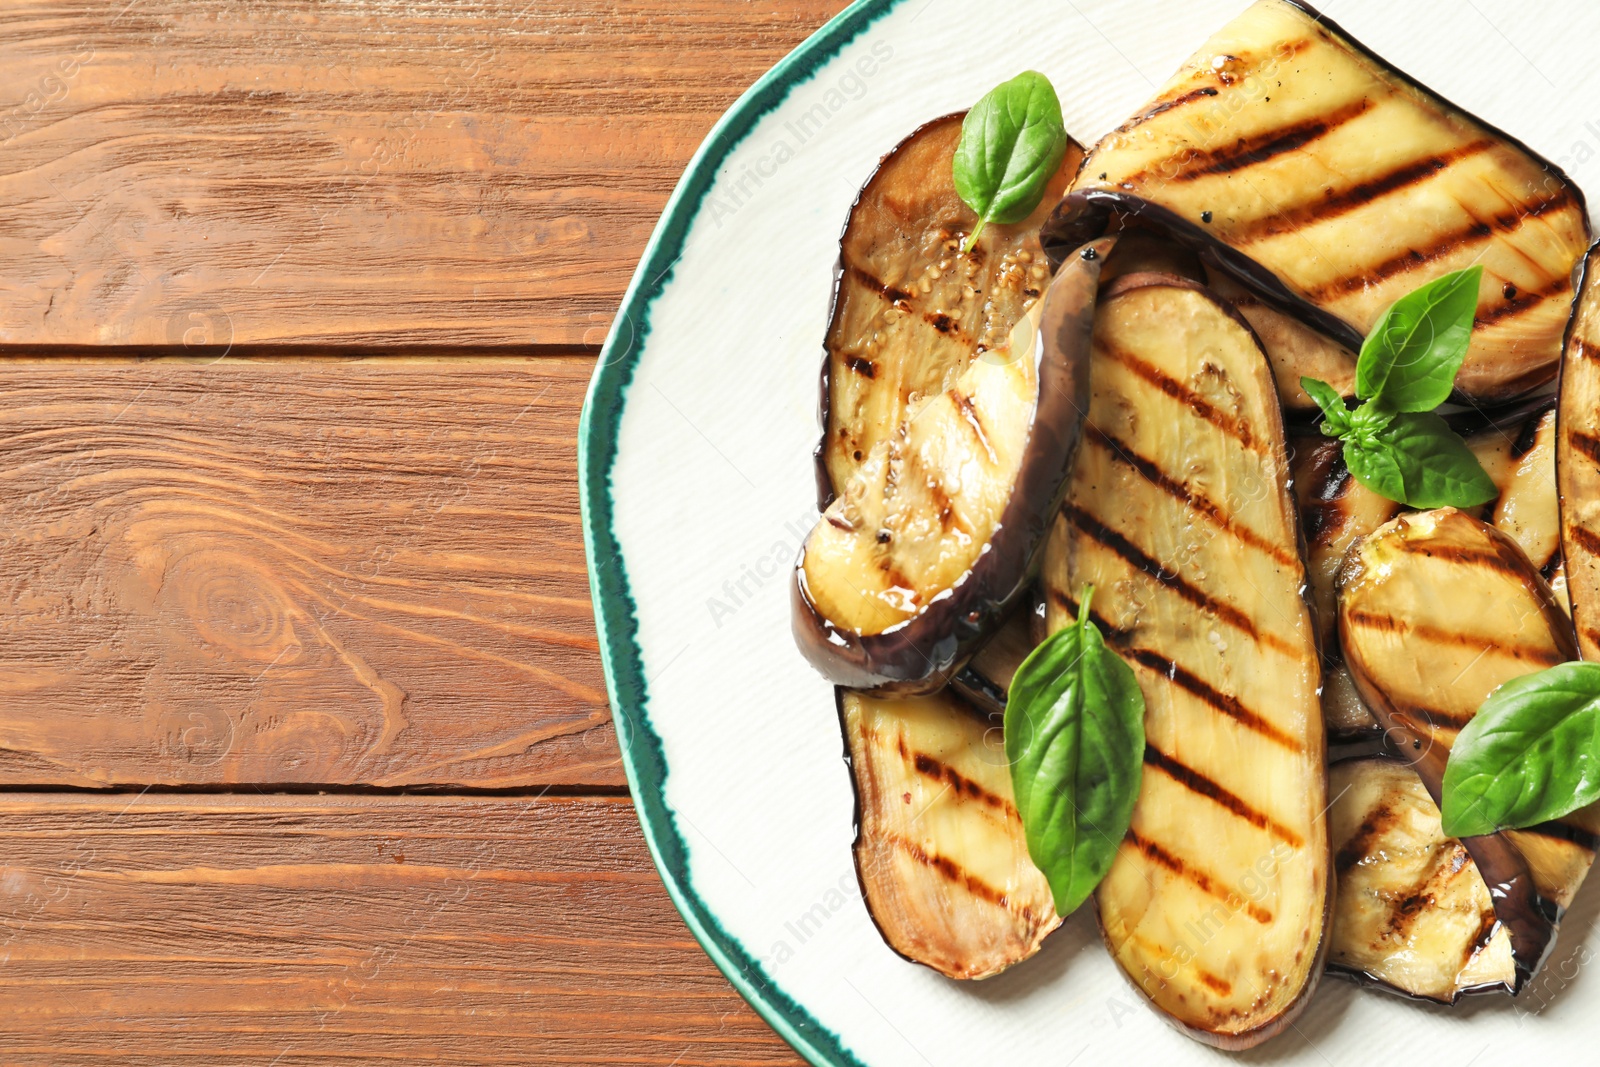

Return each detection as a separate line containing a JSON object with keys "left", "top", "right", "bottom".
{"left": 0, "top": 792, "right": 804, "bottom": 1066}
{"left": 0, "top": 359, "right": 621, "bottom": 789}
{"left": 0, "top": 0, "right": 852, "bottom": 348}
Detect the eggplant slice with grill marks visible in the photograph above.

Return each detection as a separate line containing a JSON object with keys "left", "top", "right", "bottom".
{"left": 1042, "top": 0, "right": 1590, "bottom": 403}
{"left": 1465, "top": 397, "right": 1565, "bottom": 610}
{"left": 1328, "top": 756, "right": 1518, "bottom": 1002}
{"left": 794, "top": 238, "right": 1111, "bottom": 694}
{"left": 1206, "top": 268, "right": 1356, "bottom": 413}
{"left": 1339, "top": 508, "right": 1600, "bottom": 986}
{"left": 841, "top": 688, "right": 1059, "bottom": 979}
{"left": 819, "top": 112, "right": 1083, "bottom": 505}
{"left": 1560, "top": 245, "right": 1600, "bottom": 657}
{"left": 1041, "top": 273, "right": 1330, "bottom": 1049}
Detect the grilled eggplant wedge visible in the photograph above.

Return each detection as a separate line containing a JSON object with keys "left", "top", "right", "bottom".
{"left": 1328, "top": 756, "right": 1517, "bottom": 1002}
{"left": 1339, "top": 508, "right": 1599, "bottom": 985}
{"left": 1042, "top": 274, "right": 1329, "bottom": 1049}
{"left": 794, "top": 239, "right": 1110, "bottom": 693}
{"left": 1042, "top": 0, "right": 1589, "bottom": 403}
{"left": 819, "top": 112, "right": 1082, "bottom": 503}
{"left": 1207, "top": 268, "right": 1356, "bottom": 413}
{"left": 842, "top": 689, "right": 1059, "bottom": 979}
{"left": 1560, "top": 246, "right": 1600, "bottom": 657}
{"left": 1466, "top": 398, "right": 1565, "bottom": 608}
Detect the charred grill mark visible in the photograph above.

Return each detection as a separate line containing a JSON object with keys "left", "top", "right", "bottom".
{"left": 1464, "top": 909, "right": 1502, "bottom": 968}
{"left": 1305, "top": 186, "right": 1572, "bottom": 299}
{"left": 1086, "top": 426, "right": 1297, "bottom": 567}
{"left": 1100, "top": 343, "right": 1256, "bottom": 449}
{"left": 889, "top": 833, "right": 1037, "bottom": 922}
{"left": 1144, "top": 744, "right": 1304, "bottom": 846}
{"left": 1113, "top": 85, "right": 1220, "bottom": 134}
{"left": 928, "top": 312, "right": 957, "bottom": 334}
{"left": 1164, "top": 98, "right": 1374, "bottom": 182}
{"left": 845, "top": 262, "right": 915, "bottom": 305}
{"left": 1408, "top": 542, "right": 1526, "bottom": 579}
{"left": 1385, "top": 849, "right": 1465, "bottom": 942}
{"left": 1196, "top": 970, "right": 1233, "bottom": 996}
{"left": 1343, "top": 609, "right": 1564, "bottom": 667}
{"left": 1124, "top": 829, "right": 1274, "bottom": 924}
{"left": 1124, "top": 647, "right": 1303, "bottom": 752}
{"left": 909, "top": 751, "right": 1018, "bottom": 819}
{"left": 1570, "top": 525, "right": 1600, "bottom": 558}
{"left": 1476, "top": 275, "right": 1572, "bottom": 328}
{"left": 1516, "top": 821, "right": 1600, "bottom": 852}
{"left": 1573, "top": 336, "right": 1600, "bottom": 362}
{"left": 950, "top": 389, "right": 996, "bottom": 464}
{"left": 1568, "top": 430, "right": 1600, "bottom": 468}
{"left": 1334, "top": 800, "right": 1403, "bottom": 873}
{"left": 1063, "top": 503, "right": 1295, "bottom": 657}
{"left": 1228, "top": 139, "right": 1496, "bottom": 244}
{"left": 844, "top": 354, "right": 877, "bottom": 379}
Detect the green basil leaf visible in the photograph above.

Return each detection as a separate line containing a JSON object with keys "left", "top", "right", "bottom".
{"left": 1441, "top": 662, "right": 1600, "bottom": 838}
{"left": 1299, "top": 376, "right": 1350, "bottom": 436}
{"left": 953, "top": 71, "right": 1069, "bottom": 252}
{"left": 1355, "top": 265, "right": 1482, "bottom": 411}
{"left": 1004, "top": 590, "right": 1144, "bottom": 917}
{"left": 1342, "top": 411, "right": 1495, "bottom": 508}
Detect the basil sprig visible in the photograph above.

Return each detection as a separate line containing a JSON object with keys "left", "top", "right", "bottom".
{"left": 1301, "top": 266, "right": 1496, "bottom": 509}
{"left": 952, "top": 71, "right": 1069, "bottom": 253}
{"left": 1440, "top": 663, "right": 1600, "bottom": 838}
{"left": 1005, "top": 588, "right": 1144, "bottom": 917}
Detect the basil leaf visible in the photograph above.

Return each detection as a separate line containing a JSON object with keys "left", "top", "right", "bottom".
{"left": 1355, "top": 265, "right": 1482, "bottom": 411}
{"left": 1005, "top": 590, "right": 1144, "bottom": 917}
{"left": 953, "top": 72, "right": 1069, "bottom": 252}
{"left": 1342, "top": 410, "right": 1496, "bottom": 509}
{"left": 1300, "top": 376, "right": 1351, "bottom": 437}
{"left": 1441, "top": 662, "right": 1600, "bottom": 838}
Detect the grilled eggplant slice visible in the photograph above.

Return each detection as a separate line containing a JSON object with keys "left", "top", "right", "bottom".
{"left": 1338, "top": 508, "right": 1598, "bottom": 985}
{"left": 819, "top": 112, "right": 1082, "bottom": 504}
{"left": 1043, "top": 0, "right": 1590, "bottom": 403}
{"left": 842, "top": 689, "right": 1059, "bottom": 979}
{"left": 1466, "top": 397, "right": 1565, "bottom": 608}
{"left": 794, "top": 239, "right": 1111, "bottom": 693}
{"left": 1560, "top": 245, "right": 1600, "bottom": 656}
{"left": 1328, "top": 756, "right": 1517, "bottom": 1002}
{"left": 1207, "top": 268, "right": 1356, "bottom": 413}
{"left": 1042, "top": 274, "right": 1329, "bottom": 1049}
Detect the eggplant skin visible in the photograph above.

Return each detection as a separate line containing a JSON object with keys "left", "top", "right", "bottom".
{"left": 1042, "top": 273, "right": 1329, "bottom": 1049}
{"left": 1042, "top": 0, "right": 1589, "bottom": 403}
{"left": 841, "top": 689, "right": 1059, "bottom": 979}
{"left": 793, "top": 238, "right": 1110, "bottom": 694}
{"left": 1337, "top": 508, "right": 1584, "bottom": 986}
{"left": 817, "top": 112, "right": 1082, "bottom": 507}
{"left": 1560, "top": 245, "right": 1600, "bottom": 658}
{"left": 1327, "top": 756, "right": 1517, "bottom": 1003}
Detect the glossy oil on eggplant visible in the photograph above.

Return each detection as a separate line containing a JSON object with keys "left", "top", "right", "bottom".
{"left": 1042, "top": 0, "right": 1589, "bottom": 403}
{"left": 1041, "top": 274, "right": 1329, "bottom": 1049}
{"left": 1559, "top": 245, "right": 1600, "bottom": 658}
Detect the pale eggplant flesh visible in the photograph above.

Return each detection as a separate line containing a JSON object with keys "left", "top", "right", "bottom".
{"left": 1338, "top": 508, "right": 1600, "bottom": 986}
{"left": 794, "top": 238, "right": 1111, "bottom": 694}
{"left": 1292, "top": 398, "right": 1564, "bottom": 737}
{"left": 1206, "top": 267, "right": 1356, "bottom": 413}
{"left": 1559, "top": 245, "right": 1600, "bottom": 658}
{"left": 1328, "top": 756, "right": 1518, "bottom": 1002}
{"left": 841, "top": 688, "right": 1060, "bottom": 979}
{"left": 1041, "top": 273, "right": 1330, "bottom": 1049}
{"left": 1042, "top": 0, "right": 1590, "bottom": 403}
{"left": 819, "top": 112, "right": 1082, "bottom": 505}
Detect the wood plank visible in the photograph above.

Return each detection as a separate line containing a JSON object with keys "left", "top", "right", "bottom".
{"left": 0, "top": 0, "right": 852, "bottom": 348}
{"left": 0, "top": 793, "right": 804, "bottom": 1066}
{"left": 0, "top": 359, "right": 620, "bottom": 789}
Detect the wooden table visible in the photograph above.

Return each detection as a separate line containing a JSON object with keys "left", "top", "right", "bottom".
{"left": 0, "top": 3, "right": 850, "bottom": 1061}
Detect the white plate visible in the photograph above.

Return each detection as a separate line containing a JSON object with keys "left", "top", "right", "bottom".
{"left": 579, "top": 1, "right": 1600, "bottom": 1062}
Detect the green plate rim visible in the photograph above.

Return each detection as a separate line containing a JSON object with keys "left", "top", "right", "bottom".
{"left": 577, "top": 3, "right": 900, "bottom": 1065}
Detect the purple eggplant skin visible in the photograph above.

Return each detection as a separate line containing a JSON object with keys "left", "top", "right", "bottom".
{"left": 792, "top": 239, "right": 1111, "bottom": 695}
